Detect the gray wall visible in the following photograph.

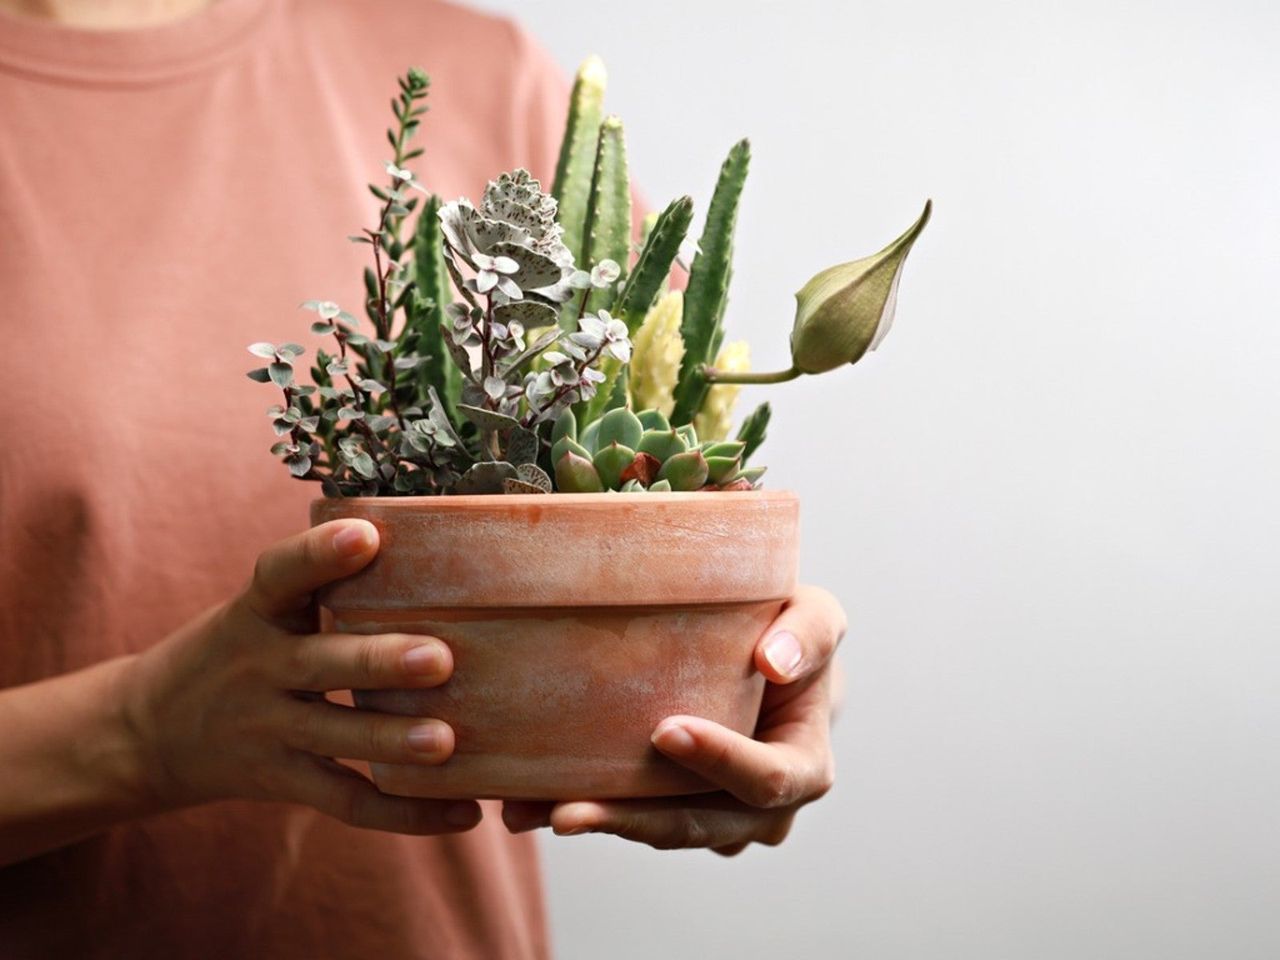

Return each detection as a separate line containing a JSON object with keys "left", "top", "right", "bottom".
{"left": 473, "top": 1, "right": 1280, "bottom": 956}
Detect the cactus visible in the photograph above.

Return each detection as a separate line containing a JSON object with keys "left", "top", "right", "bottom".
{"left": 670, "top": 139, "right": 750, "bottom": 426}
{"left": 250, "top": 65, "right": 930, "bottom": 499}
{"left": 735, "top": 402, "right": 771, "bottom": 463}
{"left": 615, "top": 196, "right": 694, "bottom": 335}
{"left": 551, "top": 55, "right": 607, "bottom": 268}
{"left": 408, "top": 194, "right": 462, "bottom": 414}
{"left": 581, "top": 195, "right": 693, "bottom": 422}
{"left": 580, "top": 115, "right": 632, "bottom": 317}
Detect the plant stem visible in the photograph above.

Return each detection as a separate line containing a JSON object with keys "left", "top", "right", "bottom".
{"left": 699, "top": 363, "right": 803, "bottom": 385}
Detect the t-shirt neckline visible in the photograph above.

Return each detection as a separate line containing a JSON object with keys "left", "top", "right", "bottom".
{"left": 0, "top": 0, "right": 272, "bottom": 86}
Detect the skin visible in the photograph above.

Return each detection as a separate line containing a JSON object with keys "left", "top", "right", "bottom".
{"left": 0, "top": 520, "right": 481, "bottom": 867}
{"left": 0, "top": 0, "right": 849, "bottom": 863}
{"left": 502, "top": 585, "right": 846, "bottom": 854}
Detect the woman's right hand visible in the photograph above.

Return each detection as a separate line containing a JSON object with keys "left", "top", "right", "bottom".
{"left": 121, "top": 519, "right": 481, "bottom": 834}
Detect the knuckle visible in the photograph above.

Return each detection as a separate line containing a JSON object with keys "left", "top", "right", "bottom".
{"left": 679, "top": 812, "right": 711, "bottom": 848}
{"left": 355, "top": 635, "right": 389, "bottom": 684}
{"left": 752, "top": 765, "right": 799, "bottom": 809}
{"left": 292, "top": 705, "right": 326, "bottom": 753}
{"left": 285, "top": 642, "right": 322, "bottom": 690}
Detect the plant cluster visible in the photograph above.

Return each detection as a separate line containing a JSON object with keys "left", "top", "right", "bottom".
{"left": 249, "top": 59, "right": 930, "bottom": 496}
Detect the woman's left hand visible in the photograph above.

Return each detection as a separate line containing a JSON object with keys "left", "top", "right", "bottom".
{"left": 502, "top": 584, "right": 846, "bottom": 854}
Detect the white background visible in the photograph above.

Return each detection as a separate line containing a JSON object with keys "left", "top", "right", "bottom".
{"left": 475, "top": 1, "right": 1280, "bottom": 956}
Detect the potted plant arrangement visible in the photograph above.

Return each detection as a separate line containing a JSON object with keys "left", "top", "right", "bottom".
{"left": 248, "top": 59, "right": 930, "bottom": 800}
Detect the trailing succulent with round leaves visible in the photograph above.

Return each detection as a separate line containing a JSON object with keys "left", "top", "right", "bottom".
{"left": 248, "top": 62, "right": 930, "bottom": 497}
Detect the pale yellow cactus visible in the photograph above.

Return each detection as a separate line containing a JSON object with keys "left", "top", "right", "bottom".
{"left": 695, "top": 340, "right": 750, "bottom": 441}
{"left": 628, "top": 290, "right": 685, "bottom": 416}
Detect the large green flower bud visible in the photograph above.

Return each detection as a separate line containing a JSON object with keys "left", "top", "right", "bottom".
{"left": 790, "top": 200, "right": 931, "bottom": 374}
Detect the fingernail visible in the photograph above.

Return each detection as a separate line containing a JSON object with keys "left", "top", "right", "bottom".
{"left": 556, "top": 823, "right": 593, "bottom": 837}
{"left": 762, "top": 630, "right": 803, "bottom": 678}
{"left": 406, "top": 723, "right": 443, "bottom": 754}
{"left": 402, "top": 644, "right": 441, "bottom": 676}
{"left": 652, "top": 720, "right": 696, "bottom": 756}
{"left": 333, "top": 523, "right": 374, "bottom": 557}
{"left": 445, "top": 802, "right": 481, "bottom": 828}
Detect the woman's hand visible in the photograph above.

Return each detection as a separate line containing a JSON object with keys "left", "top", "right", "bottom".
{"left": 121, "top": 519, "right": 482, "bottom": 835}
{"left": 501, "top": 584, "right": 846, "bottom": 853}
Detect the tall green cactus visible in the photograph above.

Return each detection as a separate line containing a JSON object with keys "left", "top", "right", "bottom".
{"left": 615, "top": 195, "right": 693, "bottom": 335}
{"left": 551, "top": 56, "right": 607, "bottom": 268}
{"left": 581, "top": 115, "right": 632, "bottom": 316}
{"left": 579, "top": 195, "right": 693, "bottom": 422}
{"left": 410, "top": 194, "right": 461, "bottom": 413}
{"left": 736, "top": 401, "right": 771, "bottom": 463}
{"left": 670, "top": 139, "right": 750, "bottom": 425}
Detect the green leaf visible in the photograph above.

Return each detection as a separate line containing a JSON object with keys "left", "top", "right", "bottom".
{"left": 671, "top": 139, "right": 750, "bottom": 425}
{"left": 551, "top": 435, "right": 592, "bottom": 467}
{"left": 554, "top": 450, "right": 604, "bottom": 493}
{"left": 706, "top": 455, "right": 741, "bottom": 484}
{"left": 580, "top": 417, "right": 601, "bottom": 455}
{"left": 268, "top": 362, "right": 294, "bottom": 387}
{"left": 648, "top": 479, "right": 672, "bottom": 493}
{"left": 593, "top": 442, "right": 636, "bottom": 490}
{"left": 454, "top": 461, "right": 518, "bottom": 495}
{"left": 456, "top": 403, "right": 520, "bottom": 433}
{"left": 594, "top": 407, "right": 643, "bottom": 451}
{"left": 657, "top": 449, "right": 709, "bottom": 491}
{"left": 703, "top": 440, "right": 745, "bottom": 459}
{"left": 552, "top": 408, "right": 578, "bottom": 444}
{"left": 636, "top": 429, "right": 687, "bottom": 464}
{"left": 246, "top": 367, "right": 271, "bottom": 383}
{"left": 636, "top": 409, "right": 671, "bottom": 432}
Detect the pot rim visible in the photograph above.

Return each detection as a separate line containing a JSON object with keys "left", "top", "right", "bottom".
{"left": 311, "top": 489, "right": 800, "bottom": 609}
{"left": 310, "top": 489, "right": 797, "bottom": 509}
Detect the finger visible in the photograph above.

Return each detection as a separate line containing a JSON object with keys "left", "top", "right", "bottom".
{"left": 754, "top": 584, "right": 847, "bottom": 684}
{"left": 650, "top": 714, "right": 834, "bottom": 809}
{"left": 284, "top": 754, "right": 482, "bottom": 835}
{"left": 247, "top": 520, "right": 379, "bottom": 622}
{"left": 713, "top": 842, "right": 750, "bottom": 857}
{"left": 281, "top": 632, "right": 452, "bottom": 692}
{"left": 502, "top": 800, "right": 555, "bottom": 834}
{"left": 549, "top": 798, "right": 794, "bottom": 851}
{"left": 283, "top": 700, "right": 455, "bottom": 765}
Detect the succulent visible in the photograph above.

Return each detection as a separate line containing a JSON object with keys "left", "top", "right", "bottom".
{"left": 247, "top": 61, "right": 931, "bottom": 497}
{"left": 551, "top": 407, "right": 758, "bottom": 494}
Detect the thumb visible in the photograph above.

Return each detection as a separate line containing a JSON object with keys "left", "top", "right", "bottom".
{"left": 754, "top": 585, "right": 847, "bottom": 684}
{"left": 246, "top": 519, "right": 379, "bottom": 622}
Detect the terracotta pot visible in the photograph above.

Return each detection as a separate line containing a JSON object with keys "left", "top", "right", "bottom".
{"left": 311, "top": 490, "right": 799, "bottom": 800}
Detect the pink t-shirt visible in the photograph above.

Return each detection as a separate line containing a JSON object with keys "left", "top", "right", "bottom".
{"left": 0, "top": 1, "right": 570, "bottom": 956}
